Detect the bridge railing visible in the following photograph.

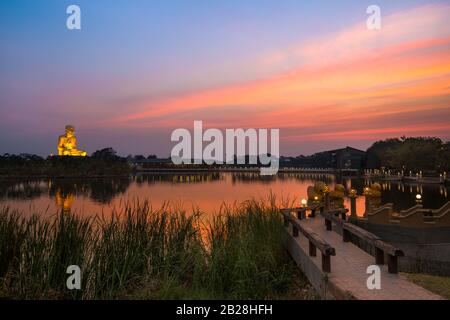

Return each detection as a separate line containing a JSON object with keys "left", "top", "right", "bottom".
{"left": 281, "top": 209, "right": 336, "bottom": 273}
{"left": 281, "top": 204, "right": 324, "bottom": 220}
{"left": 322, "top": 210, "right": 404, "bottom": 274}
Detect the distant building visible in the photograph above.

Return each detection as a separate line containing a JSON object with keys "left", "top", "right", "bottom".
{"left": 328, "top": 147, "right": 366, "bottom": 169}
{"left": 280, "top": 146, "right": 366, "bottom": 170}
{"left": 128, "top": 157, "right": 173, "bottom": 169}
{"left": 129, "top": 147, "right": 367, "bottom": 171}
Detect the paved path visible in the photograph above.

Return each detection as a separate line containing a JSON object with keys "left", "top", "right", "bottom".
{"left": 292, "top": 215, "right": 443, "bottom": 300}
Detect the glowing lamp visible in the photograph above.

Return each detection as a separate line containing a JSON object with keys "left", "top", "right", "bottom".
{"left": 416, "top": 194, "right": 422, "bottom": 200}
{"left": 301, "top": 199, "right": 307, "bottom": 207}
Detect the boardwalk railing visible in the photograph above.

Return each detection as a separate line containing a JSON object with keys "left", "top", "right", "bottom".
{"left": 281, "top": 204, "right": 324, "bottom": 220}
{"left": 281, "top": 209, "right": 335, "bottom": 273}
{"left": 323, "top": 210, "right": 404, "bottom": 274}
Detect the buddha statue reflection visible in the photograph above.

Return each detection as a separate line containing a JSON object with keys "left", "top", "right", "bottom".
{"left": 55, "top": 188, "right": 74, "bottom": 214}
{"left": 58, "top": 125, "right": 87, "bottom": 156}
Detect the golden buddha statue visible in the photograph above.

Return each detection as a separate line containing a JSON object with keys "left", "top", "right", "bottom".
{"left": 58, "top": 125, "right": 87, "bottom": 156}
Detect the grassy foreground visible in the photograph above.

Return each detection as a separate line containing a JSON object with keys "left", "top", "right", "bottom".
{"left": 0, "top": 200, "right": 317, "bottom": 299}
{"left": 404, "top": 273, "right": 450, "bottom": 300}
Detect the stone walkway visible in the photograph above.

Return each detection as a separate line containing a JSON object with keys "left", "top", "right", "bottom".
{"left": 292, "top": 216, "right": 443, "bottom": 300}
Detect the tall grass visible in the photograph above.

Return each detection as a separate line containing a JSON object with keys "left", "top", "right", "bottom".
{"left": 205, "top": 199, "right": 292, "bottom": 299}
{"left": 0, "top": 199, "right": 309, "bottom": 299}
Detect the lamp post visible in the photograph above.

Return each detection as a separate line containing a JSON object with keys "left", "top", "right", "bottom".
{"left": 323, "top": 185, "right": 330, "bottom": 212}
{"left": 415, "top": 193, "right": 423, "bottom": 204}
{"left": 363, "top": 186, "right": 370, "bottom": 216}
{"left": 301, "top": 199, "right": 307, "bottom": 207}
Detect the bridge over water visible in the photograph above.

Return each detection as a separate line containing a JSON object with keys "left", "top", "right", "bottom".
{"left": 281, "top": 206, "right": 444, "bottom": 300}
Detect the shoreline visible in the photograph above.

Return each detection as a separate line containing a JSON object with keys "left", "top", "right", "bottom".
{"left": 364, "top": 175, "right": 448, "bottom": 185}
{"left": 0, "top": 169, "right": 448, "bottom": 186}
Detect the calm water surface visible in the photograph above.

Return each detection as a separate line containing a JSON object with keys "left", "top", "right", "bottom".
{"left": 0, "top": 172, "right": 448, "bottom": 219}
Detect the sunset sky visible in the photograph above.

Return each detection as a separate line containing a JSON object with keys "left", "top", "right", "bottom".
{"left": 0, "top": 0, "right": 449, "bottom": 156}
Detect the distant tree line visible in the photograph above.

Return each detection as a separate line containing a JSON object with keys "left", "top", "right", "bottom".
{"left": 365, "top": 137, "right": 450, "bottom": 172}
{"left": 283, "top": 152, "right": 337, "bottom": 168}
{"left": 1, "top": 137, "right": 449, "bottom": 176}
{"left": 0, "top": 148, "right": 130, "bottom": 177}
{"left": 280, "top": 136, "right": 449, "bottom": 172}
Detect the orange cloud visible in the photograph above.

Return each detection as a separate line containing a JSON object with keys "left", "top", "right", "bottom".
{"left": 103, "top": 3, "right": 450, "bottom": 146}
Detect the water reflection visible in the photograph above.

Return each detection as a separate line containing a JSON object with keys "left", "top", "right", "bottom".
{"left": 361, "top": 178, "right": 449, "bottom": 211}
{"left": 134, "top": 172, "right": 222, "bottom": 185}
{"left": 0, "top": 173, "right": 448, "bottom": 218}
{"left": 230, "top": 172, "right": 335, "bottom": 184}
{"left": 54, "top": 186, "right": 74, "bottom": 214}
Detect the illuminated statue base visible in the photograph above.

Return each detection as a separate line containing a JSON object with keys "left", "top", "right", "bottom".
{"left": 59, "top": 149, "right": 87, "bottom": 157}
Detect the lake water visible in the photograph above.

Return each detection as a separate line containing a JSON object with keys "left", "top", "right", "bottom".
{"left": 0, "top": 172, "right": 448, "bottom": 219}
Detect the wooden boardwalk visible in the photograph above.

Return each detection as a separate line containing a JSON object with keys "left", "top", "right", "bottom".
{"left": 284, "top": 213, "right": 444, "bottom": 300}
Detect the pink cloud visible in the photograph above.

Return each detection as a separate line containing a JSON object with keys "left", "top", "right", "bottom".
{"left": 101, "top": 3, "right": 450, "bottom": 149}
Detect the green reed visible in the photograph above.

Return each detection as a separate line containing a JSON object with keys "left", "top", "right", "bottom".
{"left": 204, "top": 198, "right": 293, "bottom": 299}
{"left": 0, "top": 199, "right": 302, "bottom": 299}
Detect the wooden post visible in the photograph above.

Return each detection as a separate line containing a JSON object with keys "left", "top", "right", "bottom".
{"left": 310, "top": 209, "right": 316, "bottom": 218}
{"left": 375, "top": 248, "right": 385, "bottom": 265}
{"left": 343, "top": 229, "right": 351, "bottom": 242}
{"left": 322, "top": 253, "right": 331, "bottom": 273}
{"left": 293, "top": 225, "right": 299, "bottom": 237}
{"left": 325, "top": 193, "right": 330, "bottom": 212}
{"left": 309, "top": 241, "right": 317, "bottom": 257}
{"left": 325, "top": 218, "right": 332, "bottom": 231}
{"left": 283, "top": 215, "right": 289, "bottom": 227}
{"left": 387, "top": 255, "right": 398, "bottom": 274}
{"left": 350, "top": 197, "right": 357, "bottom": 218}
{"left": 340, "top": 210, "right": 347, "bottom": 221}
{"left": 297, "top": 210, "right": 303, "bottom": 220}
{"left": 364, "top": 197, "right": 370, "bottom": 217}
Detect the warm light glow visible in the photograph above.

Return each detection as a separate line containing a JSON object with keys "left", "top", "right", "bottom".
{"left": 416, "top": 194, "right": 422, "bottom": 200}
{"left": 349, "top": 188, "right": 358, "bottom": 198}
{"left": 57, "top": 125, "right": 87, "bottom": 157}
{"left": 301, "top": 199, "right": 307, "bottom": 207}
